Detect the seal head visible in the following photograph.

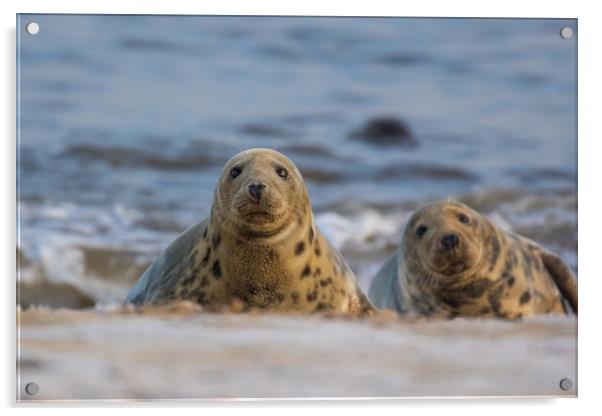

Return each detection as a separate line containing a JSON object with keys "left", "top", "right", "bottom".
{"left": 212, "top": 148, "right": 307, "bottom": 238}
{"left": 403, "top": 201, "right": 485, "bottom": 285}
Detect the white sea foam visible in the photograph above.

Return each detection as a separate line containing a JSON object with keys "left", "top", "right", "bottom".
{"left": 17, "top": 191, "right": 577, "bottom": 308}
{"left": 18, "top": 201, "right": 178, "bottom": 305}
{"left": 316, "top": 209, "right": 404, "bottom": 250}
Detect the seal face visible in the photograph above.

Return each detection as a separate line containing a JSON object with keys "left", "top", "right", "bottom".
{"left": 368, "top": 201, "right": 577, "bottom": 319}
{"left": 125, "top": 148, "right": 373, "bottom": 315}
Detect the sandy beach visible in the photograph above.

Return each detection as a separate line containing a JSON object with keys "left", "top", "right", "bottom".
{"left": 17, "top": 306, "right": 577, "bottom": 401}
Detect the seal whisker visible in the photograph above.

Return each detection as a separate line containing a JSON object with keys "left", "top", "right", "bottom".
{"left": 285, "top": 204, "right": 305, "bottom": 221}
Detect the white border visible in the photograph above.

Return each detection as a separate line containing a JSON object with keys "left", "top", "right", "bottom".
{"left": 2, "top": 0, "right": 601, "bottom": 414}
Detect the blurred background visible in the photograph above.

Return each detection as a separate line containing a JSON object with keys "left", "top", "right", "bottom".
{"left": 17, "top": 15, "right": 577, "bottom": 308}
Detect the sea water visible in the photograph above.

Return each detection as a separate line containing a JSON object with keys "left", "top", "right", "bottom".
{"left": 17, "top": 16, "right": 577, "bottom": 307}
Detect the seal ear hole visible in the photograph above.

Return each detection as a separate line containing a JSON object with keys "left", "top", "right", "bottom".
{"left": 458, "top": 213, "right": 470, "bottom": 224}
{"left": 416, "top": 225, "right": 428, "bottom": 238}
{"left": 230, "top": 167, "right": 242, "bottom": 179}
{"left": 276, "top": 166, "right": 288, "bottom": 179}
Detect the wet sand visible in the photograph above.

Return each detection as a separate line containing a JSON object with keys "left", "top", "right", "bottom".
{"left": 17, "top": 306, "right": 577, "bottom": 401}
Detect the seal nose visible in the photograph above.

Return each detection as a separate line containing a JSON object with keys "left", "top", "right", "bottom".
{"left": 441, "top": 234, "right": 459, "bottom": 250}
{"left": 248, "top": 183, "right": 266, "bottom": 200}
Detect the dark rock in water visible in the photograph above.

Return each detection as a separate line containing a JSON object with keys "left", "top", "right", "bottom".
{"left": 118, "top": 37, "right": 180, "bottom": 54}
{"left": 257, "top": 44, "right": 302, "bottom": 62}
{"left": 511, "top": 167, "right": 575, "bottom": 184}
{"left": 375, "top": 163, "right": 477, "bottom": 182}
{"left": 282, "top": 143, "right": 335, "bottom": 157}
{"left": 239, "top": 123, "right": 297, "bottom": 138}
{"left": 379, "top": 53, "right": 429, "bottom": 66}
{"left": 62, "top": 144, "right": 220, "bottom": 171}
{"left": 349, "top": 117, "right": 417, "bottom": 146}
{"left": 300, "top": 167, "right": 346, "bottom": 184}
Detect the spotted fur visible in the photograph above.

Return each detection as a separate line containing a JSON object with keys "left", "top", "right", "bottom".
{"left": 124, "top": 148, "right": 374, "bottom": 316}
{"left": 368, "top": 200, "right": 577, "bottom": 319}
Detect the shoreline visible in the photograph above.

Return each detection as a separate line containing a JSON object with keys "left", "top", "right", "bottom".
{"left": 18, "top": 306, "right": 577, "bottom": 401}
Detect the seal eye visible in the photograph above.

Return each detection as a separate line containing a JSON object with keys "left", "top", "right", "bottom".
{"left": 416, "top": 225, "right": 428, "bottom": 238}
{"left": 458, "top": 213, "right": 470, "bottom": 225}
{"left": 230, "top": 167, "right": 242, "bottom": 179}
{"left": 276, "top": 167, "right": 288, "bottom": 179}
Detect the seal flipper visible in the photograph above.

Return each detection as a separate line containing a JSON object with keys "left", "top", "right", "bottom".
{"left": 124, "top": 220, "right": 207, "bottom": 305}
{"left": 321, "top": 235, "right": 376, "bottom": 315}
{"left": 539, "top": 249, "right": 578, "bottom": 314}
{"left": 368, "top": 250, "right": 404, "bottom": 312}
{"left": 349, "top": 290, "right": 376, "bottom": 316}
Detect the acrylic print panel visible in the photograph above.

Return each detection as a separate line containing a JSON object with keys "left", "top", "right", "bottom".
{"left": 16, "top": 15, "right": 577, "bottom": 401}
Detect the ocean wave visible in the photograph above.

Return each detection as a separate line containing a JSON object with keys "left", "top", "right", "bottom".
{"left": 62, "top": 144, "right": 224, "bottom": 172}
{"left": 17, "top": 189, "right": 576, "bottom": 309}
{"left": 18, "top": 201, "right": 181, "bottom": 308}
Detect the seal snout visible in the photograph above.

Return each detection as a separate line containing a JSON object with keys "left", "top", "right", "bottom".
{"left": 440, "top": 233, "right": 460, "bottom": 250}
{"left": 248, "top": 182, "right": 266, "bottom": 202}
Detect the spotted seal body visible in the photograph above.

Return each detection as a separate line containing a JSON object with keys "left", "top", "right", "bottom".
{"left": 125, "top": 148, "right": 373, "bottom": 315}
{"left": 368, "top": 201, "right": 577, "bottom": 319}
